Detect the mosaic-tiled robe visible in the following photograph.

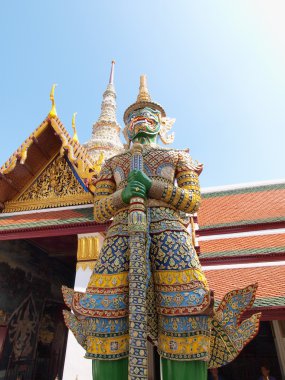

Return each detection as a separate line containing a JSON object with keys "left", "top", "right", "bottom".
{"left": 62, "top": 144, "right": 260, "bottom": 365}
{"left": 65, "top": 144, "right": 212, "bottom": 361}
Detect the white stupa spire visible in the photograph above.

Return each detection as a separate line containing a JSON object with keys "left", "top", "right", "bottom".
{"left": 84, "top": 61, "right": 124, "bottom": 161}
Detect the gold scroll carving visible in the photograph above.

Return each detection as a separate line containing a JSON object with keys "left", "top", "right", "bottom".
{"left": 4, "top": 156, "right": 93, "bottom": 212}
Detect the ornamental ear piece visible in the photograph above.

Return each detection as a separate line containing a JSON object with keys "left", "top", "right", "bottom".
{"left": 159, "top": 117, "right": 176, "bottom": 145}
{"left": 122, "top": 127, "right": 131, "bottom": 149}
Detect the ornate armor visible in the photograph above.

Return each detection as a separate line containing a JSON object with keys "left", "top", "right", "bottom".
{"left": 64, "top": 145, "right": 212, "bottom": 361}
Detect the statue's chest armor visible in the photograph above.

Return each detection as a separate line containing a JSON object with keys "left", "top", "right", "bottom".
{"left": 110, "top": 148, "right": 179, "bottom": 187}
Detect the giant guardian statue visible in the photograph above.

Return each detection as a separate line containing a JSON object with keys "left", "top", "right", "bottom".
{"left": 63, "top": 75, "right": 261, "bottom": 380}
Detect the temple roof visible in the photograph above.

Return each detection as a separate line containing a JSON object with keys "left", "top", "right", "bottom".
{"left": 199, "top": 181, "right": 285, "bottom": 233}
{"left": 0, "top": 116, "right": 102, "bottom": 212}
{"left": 204, "top": 263, "right": 285, "bottom": 319}
{"left": 197, "top": 180, "right": 285, "bottom": 265}
{"left": 198, "top": 180, "right": 285, "bottom": 318}
{"left": 199, "top": 232, "right": 285, "bottom": 263}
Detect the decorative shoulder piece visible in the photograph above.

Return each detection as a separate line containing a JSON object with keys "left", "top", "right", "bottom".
{"left": 177, "top": 150, "right": 204, "bottom": 175}
{"left": 159, "top": 117, "right": 175, "bottom": 144}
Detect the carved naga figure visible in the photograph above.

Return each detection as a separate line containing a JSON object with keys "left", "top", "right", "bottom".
{"left": 63, "top": 75, "right": 261, "bottom": 380}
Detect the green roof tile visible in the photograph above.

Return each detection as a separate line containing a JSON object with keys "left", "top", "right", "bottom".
{"left": 201, "top": 246, "right": 285, "bottom": 259}
{"left": 202, "top": 183, "right": 285, "bottom": 199}
{"left": 254, "top": 296, "right": 285, "bottom": 308}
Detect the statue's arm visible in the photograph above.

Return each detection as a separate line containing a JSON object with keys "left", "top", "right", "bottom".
{"left": 93, "top": 162, "right": 126, "bottom": 223}
{"left": 149, "top": 151, "right": 202, "bottom": 214}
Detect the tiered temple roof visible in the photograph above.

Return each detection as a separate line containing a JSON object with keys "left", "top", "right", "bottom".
{"left": 205, "top": 265, "right": 285, "bottom": 319}
{"left": 0, "top": 116, "right": 101, "bottom": 213}
{"left": 198, "top": 180, "right": 285, "bottom": 319}
{"left": 198, "top": 181, "right": 285, "bottom": 233}
{"left": 199, "top": 233, "right": 285, "bottom": 262}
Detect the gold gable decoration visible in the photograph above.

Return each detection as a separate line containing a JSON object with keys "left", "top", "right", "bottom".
{"left": 4, "top": 156, "right": 93, "bottom": 212}
{"left": 50, "top": 118, "right": 103, "bottom": 192}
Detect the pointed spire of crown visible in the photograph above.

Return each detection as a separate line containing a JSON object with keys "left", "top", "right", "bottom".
{"left": 123, "top": 74, "right": 166, "bottom": 124}
{"left": 137, "top": 75, "right": 151, "bottom": 102}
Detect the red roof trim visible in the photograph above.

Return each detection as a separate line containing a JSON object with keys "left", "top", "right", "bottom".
{"left": 200, "top": 252, "right": 285, "bottom": 265}
{"left": 243, "top": 307, "right": 285, "bottom": 321}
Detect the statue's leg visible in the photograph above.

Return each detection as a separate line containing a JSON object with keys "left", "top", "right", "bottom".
{"left": 151, "top": 230, "right": 211, "bottom": 380}
{"left": 92, "top": 358, "right": 128, "bottom": 380}
{"left": 84, "top": 236, "right": 129, "bottom": 378}
{"left": 160, "top": 358, "right": 207, "bottom": 380}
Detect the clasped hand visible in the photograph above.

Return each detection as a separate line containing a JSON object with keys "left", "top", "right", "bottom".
{"left": 121, "top": 170, "right": 152, "bottom": 204}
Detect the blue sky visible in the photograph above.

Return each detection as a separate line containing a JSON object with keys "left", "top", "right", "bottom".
{"left": 0, "top": 1, "right": 284, "bottom": 187}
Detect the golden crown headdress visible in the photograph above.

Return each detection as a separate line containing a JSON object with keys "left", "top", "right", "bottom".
{"left": 123, "top": 75, "right": 175, "bottom": 147}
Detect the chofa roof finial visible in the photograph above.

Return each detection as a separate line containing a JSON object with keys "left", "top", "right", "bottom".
{"left": 72, "top": 112, "right": 79, "bottom": 143}
{"left": 49, "top": 84, "right": 58, "bottom": 118}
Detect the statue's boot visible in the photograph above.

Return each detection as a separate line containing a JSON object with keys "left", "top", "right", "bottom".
{"left": 161, "top": 358, "right": 207, "bottom": 380}
{"left": 92, "top": 358, "right": 128, "bottom": 380}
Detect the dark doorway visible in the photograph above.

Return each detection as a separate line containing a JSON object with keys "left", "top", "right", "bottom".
{"left": 0, "top": 236, "right": 77, "bottom": 380}
{"left": 214, "top": 321, "right": 282, "bottom": 380}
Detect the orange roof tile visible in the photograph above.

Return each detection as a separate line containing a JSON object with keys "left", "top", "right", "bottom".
{"left": 204, "top": 265, "right": 285, "bottom": 308}
{"left": 199, "top": 184, "right": 285, "bottom": 229}
{"left": 199, "top": 233, "right": 285, "bottom": 259}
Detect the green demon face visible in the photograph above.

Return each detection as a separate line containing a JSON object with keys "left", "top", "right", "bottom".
{"left": 127, "top": 107, "right": 161, "bottom": 141}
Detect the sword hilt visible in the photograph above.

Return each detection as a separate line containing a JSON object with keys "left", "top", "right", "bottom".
{"left": 129, "top": 143, "right": 147, "bottom": 232}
